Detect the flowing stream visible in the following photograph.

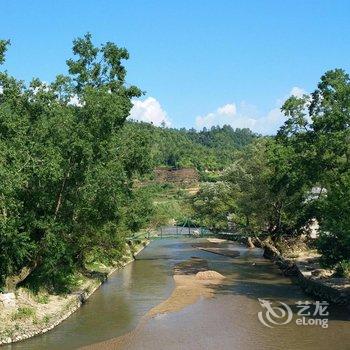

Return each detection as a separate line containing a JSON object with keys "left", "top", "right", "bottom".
{"left": 4, "top": 238, "right": 350, "bottom": 350}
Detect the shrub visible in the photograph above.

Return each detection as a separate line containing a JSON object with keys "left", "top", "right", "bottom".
{"left": 11, "top": 307, "right": 36, "bottom": 321}
{"left": 335, "top": 260, "right": 350, "bottom": 277}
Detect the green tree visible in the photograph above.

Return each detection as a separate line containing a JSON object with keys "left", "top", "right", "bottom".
{"left": 279, "top": 69, "right": 350, "bottom": 269}
{"left": 192, "top": 181, "right": 236, "bottom": 232}
{"left": 224, "top": 138, "right": 308, "bottom": 238}
{"left": 0, "top": 34, "right": 154, "bottom": 292}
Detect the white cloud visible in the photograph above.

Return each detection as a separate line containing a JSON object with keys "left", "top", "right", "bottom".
{"left": 0, "top": 86, "right": 3, "bottom": 94}
{"left": 195, "top": 86, "right": 306, "bottom": 135}
{"left": 195, "top": 101, "right": 255, "bottom": 130}
{"left": 217, "top": 103, "right": 237, "bottom": 115}
{"left": 196, "top": 103, "right": 237, "bottom": 129}
{"left": 290, "top": 86, "right": 306, "bottom": 98}
{"left": 129, "top": 97, "right": 171, "bottom": 127}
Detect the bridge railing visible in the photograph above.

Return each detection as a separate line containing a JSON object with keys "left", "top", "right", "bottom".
{"left": 127, "top": 226, "right": 237, "bottom": 241}
{"left": 153, "top": 226, "right": 222, "bottom": 239}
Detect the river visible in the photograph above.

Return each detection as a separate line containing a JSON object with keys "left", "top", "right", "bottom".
{"left": 4, "top": 238, "right": 350, "bottom": 350}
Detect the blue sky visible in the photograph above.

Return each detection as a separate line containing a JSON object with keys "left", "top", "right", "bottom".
{"left": 2, "top": 0, "right": 350, "bottom": 134}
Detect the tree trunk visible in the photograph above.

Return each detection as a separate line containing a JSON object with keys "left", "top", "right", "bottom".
{"left": 4, "top": 261, "right": 38, "bottom": 292}
{"left": 54, "top": 159, "right": 72, "bottom": 219}
{"left": 247, "top": 236, "right": 255, "bottom": 248}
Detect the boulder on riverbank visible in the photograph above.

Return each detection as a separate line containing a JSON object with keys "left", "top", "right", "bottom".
{"left": 0, "top": 293, "right": 16, "bottom": 309}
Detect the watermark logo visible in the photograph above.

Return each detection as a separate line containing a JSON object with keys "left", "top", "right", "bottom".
{"left": 258, "top": 299, "right": 329, "bottom": 329}
{"left": 258, "top": 298, "right": 293, "bottom": 328}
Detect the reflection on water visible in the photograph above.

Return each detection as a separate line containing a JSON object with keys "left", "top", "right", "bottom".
{"left": 5, "top": 238, "right": 350, "bottom": 350}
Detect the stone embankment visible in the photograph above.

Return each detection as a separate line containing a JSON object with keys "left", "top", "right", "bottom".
{"left": 262, "top": 242, "right": 350, "bottom": 305}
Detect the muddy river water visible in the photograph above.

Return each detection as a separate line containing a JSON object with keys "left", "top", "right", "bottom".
{"left": 4, "top": 238, "right": 350, "bottom": 350}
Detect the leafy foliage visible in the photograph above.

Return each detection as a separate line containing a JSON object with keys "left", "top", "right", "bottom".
{"left": 192, "top": 181, "right": 235, "bottom": 232}
{"left": 196, "top": 138, "right": 309, "bottom": 237}
{"left": 193, "top": 69, "right": 350, "bottom": 270}
{"left": 279, "top": 69, "right": 350, "bottom": 268}
{"left": 127, "top": 121, "right": 257, "bottom": 171}
{"left": 0, "top": 34, "right": 154, "bottom": 292}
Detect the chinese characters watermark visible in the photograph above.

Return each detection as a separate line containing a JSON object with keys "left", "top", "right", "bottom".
{"left": 258, "top": 298, "right": 329, "bottom": 328}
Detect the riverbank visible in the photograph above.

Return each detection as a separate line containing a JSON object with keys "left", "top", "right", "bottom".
{"left": 0, "top": 239, "right": 150, "bottom": 346}
{"left": 216, "top": 233, "right": 350, "bottom": 305}
{"left": 261, "top": 240, "right": 350, "bottom": 305}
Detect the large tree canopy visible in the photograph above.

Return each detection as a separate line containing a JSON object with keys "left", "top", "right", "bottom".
{"left": 0, "top": 34, "right": 153, "bottom": 292}
{"left": 279, "top": 69, "right": 350, "bottom": 269}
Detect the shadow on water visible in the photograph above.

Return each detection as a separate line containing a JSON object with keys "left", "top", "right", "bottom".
{"left": 208, "top": 254, "right": 350, "bottom": 322}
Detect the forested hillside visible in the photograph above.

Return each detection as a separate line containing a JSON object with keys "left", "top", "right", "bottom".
{"left": 125, "top": 121, "right": 257, "bottom": 171}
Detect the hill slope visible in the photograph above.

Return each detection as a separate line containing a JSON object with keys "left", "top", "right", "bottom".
{"left": 125, "top": 121, "right": 257, "bottom": 171}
